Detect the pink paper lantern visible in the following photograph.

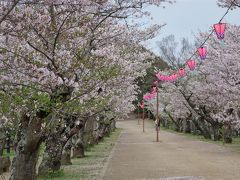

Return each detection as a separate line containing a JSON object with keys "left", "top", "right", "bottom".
{"left": 149, "top": 93, "right": 154, "bottom": 99}
{"left": 214, "top": 23, "right": 226, "bottom": 40}
{"left": 198, "top": 46, "right": 207, "bottom": 60}
{"left": 157, "top": 73, "right": 166, "bottom": 82}
{"left": 178, "top": 68, "right": 185, "bottom": 77}
{"left": 143, "top": 94, "right": 149, "bottom": 100}
{"left": 140, "top": 102, "right": 144, "bottom": 109}
{"left": 161, "top": 75, "right": 166, "bottom": 81}
{"left": 163, "top": 76, "right": 167, "bottom": 82}
{"left": 165, "top": 76, "right": 170, "bottom": 82}
{"left": 165, "top": 76, "right": 169, "bottom": 81}
{"left": 156, "top": 73, "right": 161, "bottom": 80}
{"left": 152, "top": 87, "right": 157, "bottom": 93}
{"left": 168, "top": 76, "right": 171, "bottom": 81}
{"left": 171, "top": 73, "right": 177, "bottom": 82}
{"left": 187, "top": 60, "right": 196, "bottom": 71}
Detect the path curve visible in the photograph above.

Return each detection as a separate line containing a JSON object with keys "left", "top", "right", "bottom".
{"left": 103, "top": 118, "right": 240, "bottom": 180}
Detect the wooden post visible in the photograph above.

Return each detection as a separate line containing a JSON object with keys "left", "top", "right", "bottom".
{"left": 223, "top": 123, "right": 226, "bottom": 145}
{"left": 156, "top": 86, "right": 159, "bottom": 142}
{"left": 143, "top": 107, "right": 145, "bottom": 133}
{"left": 137, "top": 106, "right": 140, "bottom": 125}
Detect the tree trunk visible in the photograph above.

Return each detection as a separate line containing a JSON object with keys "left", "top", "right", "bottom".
{"left": 82, "top": 116, "right": 95, "bottom": 147}
{"left": 110, "top": 119, "right": 116, "bottom": 131}
{"left": 202, "top": 127, "right": 211, "bottom": 139}
{"left": 0, "top": 126, "right": 6, "bottom": 156}
{"left": 161, "top": 118, "right": 168, "bottom": 128}
{"left": 72, "top": 141, "right": 84, "bottom": 158}
{"left": 165, "top": 111, "right": 180, "bottom": 132}
{"left": 0, "top": 138, "right": 5, "bottom": 156}
{"left": 61, "top": 139, "right": 72, "bottom": 165}
{"left": 184, "top": 120, "right": 191, "bottom": 133}
{"left": 38, "top": 114, "right": 83, "bottom": 175}
{"left": 38, "top": 133, "right": 63, "bottom": 176}
{"left": 104, "top": 124, "right": 111, "bottom": 136}
{"left": 96, "top": 124, "right": 106, "bottom": 141}
{"left": 72, "top": 128, "right": 85, "bottom": 158}
{"left": 223, "top": 124, "right": 232, "bottom": 144}
{"left": 11, "top": 150, "right": 39, "bottom": 180}
{"left": 192, "top": 117, "right": 211, "bottom": 139}
{"left": 212, "top": 124, "right": 221, "bottom": 141}
{"left": 10, "top": 113, "right": 42, "bottom": 180}
{"left": 0, "top": 157, "right": 11, "bottom": 174}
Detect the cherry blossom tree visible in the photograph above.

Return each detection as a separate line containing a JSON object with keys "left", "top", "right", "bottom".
{"left": 191, "top": 24, "right": 240, "bottom": 141}
{"left": 0, "top": 0, "right": 174, "bottom": 179}
{"left": 0, "top": 0, "right": 21, "bottom": 24}
{"left": 217, "top": 0, "right": 240, "bottom": 8}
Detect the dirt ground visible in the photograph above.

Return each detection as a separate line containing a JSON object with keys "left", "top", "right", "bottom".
{"left": 103, "top": 118, "right": 240, "bottom": 180}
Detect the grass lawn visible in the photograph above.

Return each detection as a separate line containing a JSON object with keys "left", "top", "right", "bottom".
{"left": 2, "top": 150, "right": 14, "bottom": 158}
{"left": 38, "top": 128, "right": 122, "bottom": 180}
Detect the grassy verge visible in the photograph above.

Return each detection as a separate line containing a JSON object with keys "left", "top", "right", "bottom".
{"left": 38, "top": 128, "right": 122, "bottom": 180}
{"left": 161, "top": 126, "right": 240, "bottom": 152}
{"left": 2, "top": 150, "right": 14, "bottom": 158}
{"left": 2, "top": 142, "right": 45, "bottom": 160}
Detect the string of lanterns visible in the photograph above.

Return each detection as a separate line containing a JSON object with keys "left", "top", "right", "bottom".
{"left": 139, "top": 0, "right": 236, "bottom": 107}
{"left": 155, "top": 9, "right": 230, "bottom": 84}
{"left": 156, "top": 22, "right": 226, "bottom": 83}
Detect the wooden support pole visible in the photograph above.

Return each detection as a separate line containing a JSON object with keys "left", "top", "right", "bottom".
{"left": 137, "top": 106, "right": 140, "bottom": 124}
{"left": 143, "top": 107, "right": 145, "bottom": 133}
{"left": 156, "top": 86, "right": 160, "bottom": 142}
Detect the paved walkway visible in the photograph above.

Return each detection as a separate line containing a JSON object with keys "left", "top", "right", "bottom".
{"left": 103, "top": 118, "right": 240, "bottom": 180}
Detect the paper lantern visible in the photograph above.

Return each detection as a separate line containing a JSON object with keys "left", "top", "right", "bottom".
{"left": 157, "top": 74, "right": 165, "bottom": 82}
{"left": 171, "top": 73, "right": 177, "bottom": 82}
{"left": 214, "top": 23, "right": 226, "bottom": 40}
{"left": 166, "top": 76, "right": 170, "bottom": 81}
{"left": 149, "top": 93, "right": 154, "bottom": 100}
{"left": 161, "top": 75, "right": 166, "bottom": 81}
{"left": 143, "top": 94, "right": 149, "bottom": 100}
{"left": 152, "top": 87, "right": 157, "bottom": 93}
{"left": 178, "top": 68, "right": 185, "bottom": 77}
{"left": 198, "top": 46, "right": 207, "bottom": 60}
{"left": 156, "top": 73, "right": 161, "bottom": 80}
{"left": 187, "top": 60, "right": 196, "bottom": 71}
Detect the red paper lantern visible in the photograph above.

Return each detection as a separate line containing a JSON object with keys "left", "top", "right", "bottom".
{"left": 178, "top": 68, "right": 185, "bottom": 77}
{"left": 214, "top": 23, "right": 226, "bottom": 40}
{"left": 187, "top": 60, "right": 196, "bottom": 71}
{"left": 198, "top": 46, "right": 207, "bottom": 60}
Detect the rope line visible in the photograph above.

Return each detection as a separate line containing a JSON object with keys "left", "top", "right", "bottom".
{"left": 187, "top": 0, "right": 236, "bottom": 62}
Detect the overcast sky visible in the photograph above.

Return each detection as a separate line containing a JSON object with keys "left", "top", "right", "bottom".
{"left": 142, "top": 0, "right": 240, "bottom": 55}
